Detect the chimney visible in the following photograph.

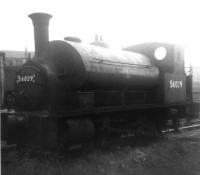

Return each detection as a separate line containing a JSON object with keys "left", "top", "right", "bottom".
{"left": 28, "top": 13, "right": 52, "bottom": 60}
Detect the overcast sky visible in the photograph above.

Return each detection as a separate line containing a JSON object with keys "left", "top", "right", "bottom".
{"left": 0, "top": 0, "right": 200, "bottom": 65}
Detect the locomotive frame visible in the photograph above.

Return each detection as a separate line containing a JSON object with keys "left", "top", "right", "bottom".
{"left": 2, "top": 12, "right": 199, "bottom": 148}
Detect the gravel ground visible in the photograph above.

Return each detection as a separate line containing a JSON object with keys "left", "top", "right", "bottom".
{"left": 2, "top": 130, "right": 200, "bottom": 175}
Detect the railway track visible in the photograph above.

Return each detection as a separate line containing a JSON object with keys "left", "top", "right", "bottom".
{"left": 162, "top": 118, "right": 200, "bottom": 134}
{"left": 1, "top": 118, "right": 200, "bottom": 165}
{"left": 2, "top": 118, "right": 200, "bottom": 150}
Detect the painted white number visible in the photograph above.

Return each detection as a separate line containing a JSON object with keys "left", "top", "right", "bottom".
{"left": 16, "top": 74, "right": 36, "bottom": 84}
{"left": 169, "top": 80, "right": 183, "bottom": 88}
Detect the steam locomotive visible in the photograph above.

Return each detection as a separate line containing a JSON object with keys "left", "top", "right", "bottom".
{"left": 3, "top": 13, "right": 199, "bottom": 148}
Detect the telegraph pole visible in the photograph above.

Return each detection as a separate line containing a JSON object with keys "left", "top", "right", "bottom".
{"left": 0, "top": 52, "right": 5, "bottom": 109}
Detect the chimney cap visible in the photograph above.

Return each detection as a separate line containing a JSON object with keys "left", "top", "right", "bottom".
{"left": 28, "top": 12, "right": 52, "bottom": 25}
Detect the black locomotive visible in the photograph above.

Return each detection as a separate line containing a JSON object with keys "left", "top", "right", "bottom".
{"left": 3, "top": 13, "right": 199, "bottom": 148}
